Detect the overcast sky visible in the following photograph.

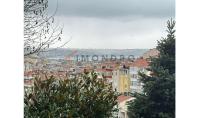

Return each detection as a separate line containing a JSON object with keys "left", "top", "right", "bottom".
{"left": 49, "top": 0, "right": 175, "bottom": 49}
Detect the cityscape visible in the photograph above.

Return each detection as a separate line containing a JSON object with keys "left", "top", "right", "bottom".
{"left": 24, "top": 0, "right": 175, "bottom": 118}
{"left": 24, "top": 48, "right": 159, "bottom": 117}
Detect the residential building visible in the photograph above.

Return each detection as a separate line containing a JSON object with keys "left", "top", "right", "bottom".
{"left": 142, "top": 48, "right": 159, "bottom": 60}
{"left": 129, "top": 58, "right": 149, "bottom": 93}
{"left": 113, "top": 66, "right": 131, "bottom": 93}
{"left": 117, "top": 95, "right": 134, "bottom": 118}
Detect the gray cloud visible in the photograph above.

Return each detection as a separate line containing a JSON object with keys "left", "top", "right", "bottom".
{"left": 54, "top": 16, "right": 168, "bottom": 49}
{"left": 49, "top": 0, "right": 175, "bottom": 18}
{"left": 49, "top": 0, "right": 175, "bottom": 49}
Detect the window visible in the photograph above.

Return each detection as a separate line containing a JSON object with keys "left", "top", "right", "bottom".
{"left": 132, "top": 74, "right": 137, "bottom": 78}
{"left": 132, "top": 81, "right": 138, "bottom": 86}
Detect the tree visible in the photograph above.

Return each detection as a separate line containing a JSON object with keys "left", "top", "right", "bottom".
{"left": 127, "top": 19, "right": 175, "bottom": 118}
{"left": 24, "top": 0, "right": 67, "bottom": 56}
{"left": 24, "top": 71, "right": 118, "bottom": 118}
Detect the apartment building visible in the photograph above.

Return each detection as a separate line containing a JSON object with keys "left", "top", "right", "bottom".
{"left": 112, "top": 66, "right": 131, "bottom": 93}
{"left": 129, "top": 58, "right": 149, "bottom": 93}
{"left": 117, "top": 95, "right": 134, "bottom": 118}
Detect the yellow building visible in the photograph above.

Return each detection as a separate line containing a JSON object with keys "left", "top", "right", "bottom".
{"left": 113, "top": 67, "right": 131, "bottom": 93}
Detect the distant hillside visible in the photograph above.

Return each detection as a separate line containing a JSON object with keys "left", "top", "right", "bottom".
{"left": 38, "top": 48, "right": 149, "bottom": 59}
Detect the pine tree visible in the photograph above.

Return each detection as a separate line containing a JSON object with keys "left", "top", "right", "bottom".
{"left": 127, "top": 19, "right": 175, "bottom": 118}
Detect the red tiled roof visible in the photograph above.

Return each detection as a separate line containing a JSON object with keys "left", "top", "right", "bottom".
{"left": 24, "top": 80, "right": 33, "bottom": 85}
{"left": 104, "top": 76, "right": 112, "bottom": 79}
{"left": 131, "top": 58, "right": 149, "bottom": 68}
{"left": 24, "top": 71, "right": 32, "bottom": 77}
{"left": 117, "top": 95, "right": 132, "bottom": 103}
{"left": 106, "top": 68, "right": 113, "bottom": 71}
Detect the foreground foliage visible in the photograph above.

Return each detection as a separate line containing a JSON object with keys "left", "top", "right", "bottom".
{"left": 127, "top": 19, "right": 175, "bottom": 118}
{"left": 24, "top": 72, "right": 118, "bottom": 118}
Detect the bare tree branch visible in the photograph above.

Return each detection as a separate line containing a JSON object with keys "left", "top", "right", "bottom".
{"left": 24, "top": 0, "right": 68, "bottom": 57}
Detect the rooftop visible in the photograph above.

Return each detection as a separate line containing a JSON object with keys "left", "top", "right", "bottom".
{"left": 131, "top": 58, "right": 149, "bottom": 68}
{"left": 117, "top": 95, "right": 133, "bottom": 103}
